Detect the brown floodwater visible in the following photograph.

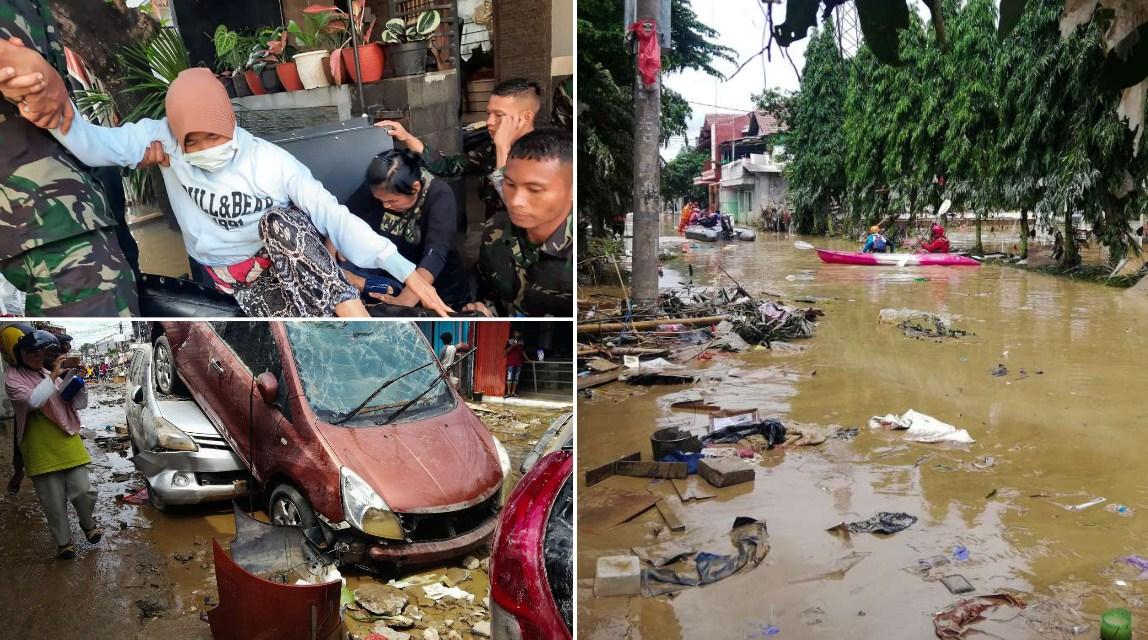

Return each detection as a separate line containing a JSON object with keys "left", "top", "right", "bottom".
{"left": 578, "top": 228, "right": 1148, "bottom": 639}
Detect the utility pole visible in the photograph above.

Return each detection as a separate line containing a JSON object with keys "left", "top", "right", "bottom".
{"left": 630, "top": 0, "right": 662, "bottom": 305}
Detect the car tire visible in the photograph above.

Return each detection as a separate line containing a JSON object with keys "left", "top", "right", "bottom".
{"left": 268, "top": 484, "right": 319, "bottom": 530}
{"left": 153, "top": 335, "right": 186, "bottom": 396}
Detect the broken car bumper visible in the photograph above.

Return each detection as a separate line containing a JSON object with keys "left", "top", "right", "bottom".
{"left": 366, "top": 512, "right": 498, "bottom": 565}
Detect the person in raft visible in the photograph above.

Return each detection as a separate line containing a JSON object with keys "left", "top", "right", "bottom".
{"left": 918, "top": 223, "right": 951, "bottom": 253}
{"left": 862, "top": 225, "right": 893, "bottom": 253}
{"left": 36, "top": 68, "right": 451, "bottom": 317}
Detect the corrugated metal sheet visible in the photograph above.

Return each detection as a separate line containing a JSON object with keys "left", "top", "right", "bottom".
{"left": 473, "top": 322, "right": 511, "bottom": 397}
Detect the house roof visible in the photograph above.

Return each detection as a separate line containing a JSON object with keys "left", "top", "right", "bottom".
{"left": 695, "top": 111, "right": 786, "bottom": 154}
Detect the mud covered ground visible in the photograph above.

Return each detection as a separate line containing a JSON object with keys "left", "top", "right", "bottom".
{"left": 578, "top": 229, "right": 1148, "bottom": 639}
{"left": 0, "top": 384, "right": 563, "bottom": 639}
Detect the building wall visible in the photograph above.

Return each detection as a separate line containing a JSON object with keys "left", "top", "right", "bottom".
{"left": 752, "top": 173, "right": 789, "bottom": 214}
{"left": 494, "top": 0, "right": 553, "bottom": 124}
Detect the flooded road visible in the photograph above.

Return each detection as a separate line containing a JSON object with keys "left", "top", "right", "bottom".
{"left": 578, "top": 228, "right": 1148, "bottom": 639}
{"left": 1, "top": 385, "right": 562, "bottom": 639}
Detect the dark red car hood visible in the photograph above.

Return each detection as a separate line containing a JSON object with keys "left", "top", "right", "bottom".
{"left": 316, "top": 404, "right": 503, "bottom": 513}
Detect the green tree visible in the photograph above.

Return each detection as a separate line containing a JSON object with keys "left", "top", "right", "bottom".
{"left": 785, "top": 25, "right": 847, "bottom": 234}
{"left": 578, "top": 0, "right": 733, "bottom": 237}
{"left": 661, "top": 147, "right": 709, "bottom": 205}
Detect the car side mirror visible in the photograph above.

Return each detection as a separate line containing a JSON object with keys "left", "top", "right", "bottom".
{"left": 256, "top": 372, "right": 279, "bottom": 405}
{"left": 131, "top": 386, "right": 144, "bottom": 404}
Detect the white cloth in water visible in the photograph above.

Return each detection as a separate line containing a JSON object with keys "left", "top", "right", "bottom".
{"left": 868, "top": 409, "right": 974, "bottom": 444}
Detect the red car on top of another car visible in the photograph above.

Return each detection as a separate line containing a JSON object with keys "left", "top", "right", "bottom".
{"left": 153, "top": 321, "right": 510, "bottom": 566}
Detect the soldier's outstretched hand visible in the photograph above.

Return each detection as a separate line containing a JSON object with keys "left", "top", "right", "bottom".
{"left": 0, "top": 36, "right": 74, "bottom": 133}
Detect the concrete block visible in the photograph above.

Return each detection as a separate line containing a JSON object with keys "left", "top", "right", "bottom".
{"left": 594, "top": 555, "right": 641, "bottom": 597}
{"left": 699, "top": 457, "right": 755, "bottom": 488}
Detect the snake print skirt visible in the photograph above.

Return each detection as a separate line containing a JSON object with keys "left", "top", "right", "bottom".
{"left": 229, "top": 206, "right": 358, "bottom": 317}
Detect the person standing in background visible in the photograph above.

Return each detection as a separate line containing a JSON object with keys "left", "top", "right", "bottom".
{"left": 505, "top": 328, "right": 526, "bottom": 398}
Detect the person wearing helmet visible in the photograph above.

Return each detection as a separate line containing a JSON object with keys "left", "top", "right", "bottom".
{"left": 2, "top": 325, "right": 100, "bottom": 560}
{"left": 919, "top": 223, "right": 951, "bottom": 253}
{"left": 862, "top": 225, "right": 892, "bottom": 253}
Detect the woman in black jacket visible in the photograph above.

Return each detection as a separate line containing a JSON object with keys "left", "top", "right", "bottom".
{"left": 342, "top": 149, "right": 470, "bottom": 309}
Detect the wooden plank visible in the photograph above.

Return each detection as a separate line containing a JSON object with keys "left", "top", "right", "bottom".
{"left": 614, "top": 460, "right": 688, "bottom": 480}
{"left": 577, "top": 369, "right": 622, "bottom": 391}
{"left": 671, "top": 476, "right": 717, "bottom": 502}
{"left": 654, "top": 498, "right": 686, "bottom": 532}
{"left": 584, "top": 451, "right": 641, "bottom": 487}
{"left": 579, "top": 485, "right": 661, "bottom": 533}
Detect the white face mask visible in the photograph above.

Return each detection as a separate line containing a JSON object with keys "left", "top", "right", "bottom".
{"left": 183, "top": 134, "right": 238, "bottom": 172}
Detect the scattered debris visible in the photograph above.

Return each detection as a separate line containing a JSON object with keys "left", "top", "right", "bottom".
{"left": 623, "top": 372, "right": 699, "bottom": 386}
{"left": 135, "top": 597, "right": 167, "bottom": 619}
{"left": 1106, "top": 503, "right": 1134, "bottom": 517}
{"left": 941, "top": 574, "right": 975, "bottom": 595}
{"left": 614, "top": 460, "right": 688, "bottom": 480}
{"left": 631, "top": 541, "right": 696, "bottom": 568}
{"left": 933, "top": 593, "right": 1026, "bottom": 638}
{"left": 953, "top": 545, "right": 970, "bottom": 562}
{"left": 789, "top": 552, "right": 870, "bottom": 584}
{"left": 869, "top": 410, "right": 975, "bottom": 444}
{"left": 702, "top": 419, "right": 787, "bottom": 449}
{"left": 642, "top": 517, "right": 769, "bottom": 597}
{"left": 831, "top": 427, "right": 860, "bottom": 440}
{"left": 594, "top": 555, "right": 641, "bottom": 597}
{"left": 422, "top": 584, "right": 474, "bottom": 604}
{"left": 698, "top": 457, "right": 755, "bottom": 488}
{"left": 1068, "top": 497, "right": 1106, "bottom": 511}
{"left": 356, "top": 584, "right": 410, "bottom": 616}
{"left": 579, "top": 485, "right": 661, "bottom": 533}
{"left": 120, "top": 486, "right": 149, "bottom": 505}
{"left": 829, "top": 512, "right": 918, "bottom": 536}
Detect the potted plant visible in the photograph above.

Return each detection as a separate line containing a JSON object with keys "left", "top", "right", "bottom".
{"left": 248, "top": 28, "right": 287, "bottom": 93}
{"left": 380, "top": 10, "right": 440, "bottom": 77}
{"left": 214, "top": 25, "right": 249, "bottom": 97}
{"left": 287, "top": 11, "right": 339, "bottom": 89}
{"left": 305, "top": 1, "right": 384, "bottom": 84}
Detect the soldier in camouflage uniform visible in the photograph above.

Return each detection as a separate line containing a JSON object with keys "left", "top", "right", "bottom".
{"left": 0, "top": 0, "right": 138, "bottom": 316}
{"left": 473, "top": 128, "right": 572, "bottom": 317}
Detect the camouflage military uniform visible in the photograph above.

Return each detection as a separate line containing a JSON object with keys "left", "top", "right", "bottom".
{"left": 0, "top": 0, "right": 137, "bottom": 317}
{"left": 420, "top": 141, "right": 505, "bottom": 221}
{"left": 477, "top": 211, "right": 572, "bottom": 317}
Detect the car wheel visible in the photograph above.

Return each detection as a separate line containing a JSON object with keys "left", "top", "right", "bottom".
{"left": 268, "top": 484, "right": 319, "bottom": 530}
{"left": 145, "top": 477, "right": 167, "bottom": 512}
{"left": 153, "top": 335, "right": 186, "bottom": 396}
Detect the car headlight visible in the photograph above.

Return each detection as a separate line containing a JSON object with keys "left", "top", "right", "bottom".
{"left": 155, "top": 418, "right": 198, "bottom": 452}
{"left": 340, "top": 466, "right": 404, "bottom": 540}
{"left": 493, "top": 437, "right": 511, "bottom": 504}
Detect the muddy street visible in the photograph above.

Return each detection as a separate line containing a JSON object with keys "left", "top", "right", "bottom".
{"left": 1, "top": 384, "right": 563, "bottom": 640}
{"left": 578, "top": 228, "right": 1148, "bottom": 639}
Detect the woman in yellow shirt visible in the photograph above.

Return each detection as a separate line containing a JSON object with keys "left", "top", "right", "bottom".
{"left": 2, "top": 327, "right": 100, "bottom": 559}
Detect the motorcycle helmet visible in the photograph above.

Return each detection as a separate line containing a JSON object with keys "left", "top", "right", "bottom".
{"left": 1, "top": 322, "right": 33, "bottom": 366}
{"left": 14, "top": 330, "right": 58, "bottom": 368}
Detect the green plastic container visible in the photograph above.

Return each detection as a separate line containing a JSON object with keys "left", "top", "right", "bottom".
{"left": 1100, "top": 608, "right": 1132, "bottom": 640}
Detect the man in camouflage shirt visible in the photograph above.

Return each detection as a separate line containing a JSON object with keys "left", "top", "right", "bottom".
{"left": 471, "top": 128, "right": 572, "bottom": 317}
{"left": 0, "top": 0, "right": 137, "bottom": 316}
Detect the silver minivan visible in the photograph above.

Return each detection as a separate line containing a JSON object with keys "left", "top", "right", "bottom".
{"left": 124, "top": 346, "right": 248, "bottom": 510}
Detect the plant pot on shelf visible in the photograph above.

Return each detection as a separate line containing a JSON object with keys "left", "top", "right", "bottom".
{"left": 219, "top": 74, "right": 238, "bottom": 98}
{"left": 232, "top": 73, "right": 252, "bottom": 98}
{"left": 260, "top": 64, "right": 284, "bottom": 93}
{"left": 293, "top": 50, "right": 331, "bottom": 89}
{"left": 383, "top": 40, "right": 428, "bottom": 77}
{"left": 340, "top": 43, "right": 385, "bottom": 84}
{"left": 244, "top": 70, "right": 266, "bottom": 96}
{"left": 276, "top": 62, "right": 304, "bottom": 91}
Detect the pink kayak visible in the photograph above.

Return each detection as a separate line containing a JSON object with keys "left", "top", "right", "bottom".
{"left": 815, "top": 249, "right": 981, "bottom": 267}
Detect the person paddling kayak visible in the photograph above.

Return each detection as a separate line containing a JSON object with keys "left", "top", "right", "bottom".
{"left": 862, "top": 226, "right": 892, "bottom": 253}
{"left": 918, "top": 223, "right": 951, "bottom": 253}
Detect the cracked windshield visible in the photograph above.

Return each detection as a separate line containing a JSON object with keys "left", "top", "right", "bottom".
{"left": 286, "top": 321, "right": 452, "bottom": 426}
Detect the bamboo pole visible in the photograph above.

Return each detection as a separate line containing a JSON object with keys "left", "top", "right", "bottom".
{"left": 576, "top": 315, "right": 726, "bottom": 335}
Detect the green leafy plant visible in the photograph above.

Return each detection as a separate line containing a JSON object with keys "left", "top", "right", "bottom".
{"left": 117, "top": 27, "right": 190, "bottom": 122}
{"left": 73, "top": 88, "right": 116, "bottom": 125}
{"left": 304, "top": 1, "right": 375, "bottom": 49}
{"left": 287, "top": 11, "right": 339, "bottom": 51}
{"left": 248, "top": 27, "right": 294, "bottom": 71}
{"left": 380, "top": 10, "right": 441, "bottom": 44}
